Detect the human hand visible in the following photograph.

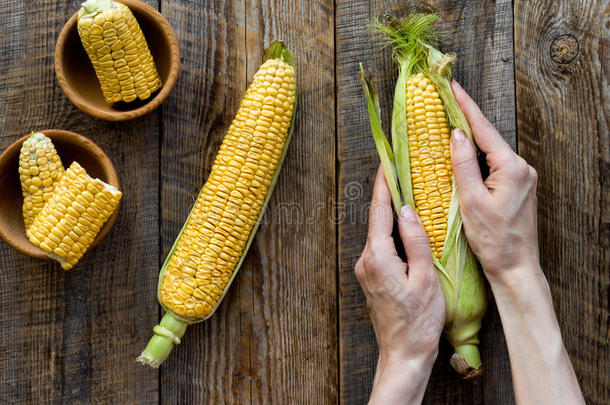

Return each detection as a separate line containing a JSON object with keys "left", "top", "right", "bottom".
{"left": 449, "top": 83, "right": 584, "bottom": 404}
{"left": 355, "top": 166, "right": 445, "bottom": 404}
{"left": 449, "top": 81, "right": 540, "bottom": 285}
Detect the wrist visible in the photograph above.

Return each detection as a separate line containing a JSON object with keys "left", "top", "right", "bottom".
{"left": 370, "top": 350, "right": 436, "bottom": 405}
{"left": 484, "top": 260, "right": 545, "bottom": 292}
{"left": 488, "top": 263, "right": 559, "bottom": 326}
{"left": 378, "top": 347, "right": 438, "bottom": 375}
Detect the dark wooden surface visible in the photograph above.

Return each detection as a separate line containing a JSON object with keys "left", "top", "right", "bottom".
{"left": 515, "top": 1, "right": 609, "bottom": 404}
{"left": 0, "top": 0, "right": 606, "bottom": 404}
{"left": 158, "top": 0, "right": 336, "bottom": 403}
{"left": 0, "top": 0, "right": 159, "bottom": 403}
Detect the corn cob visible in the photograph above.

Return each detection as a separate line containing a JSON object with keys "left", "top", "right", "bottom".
{"left": 359, "top": 12, "right": 487, "bottom": 378}
{"left": 406, "top": 73, "right": 452, "bottom": 260}
{"left": 27, "top": 161, "right": 122, "bottom": 270}
{"left": 138, "top": 41, "right": 297, "bottom": 368}
{"left": 18, "top": 133, "right": 64, "bottom": 230}
{"left": 77, "top": 0, "right": 162, "bottom": 104}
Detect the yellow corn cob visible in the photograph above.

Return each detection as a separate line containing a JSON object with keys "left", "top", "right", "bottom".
{"left": 406, "top": 73, "right": 452, "bottom": 260}
{"left": 18, "top": 133, "right": 65, "bottom": 230}
{"left": 77, "top": 0, "right": 162, "bottom": 104}
{"left": 27, "top": 161, "right": 122, "bottom": 270}
{"left": 159, "top": 57, "right": 296, "bottom": 319}
{"left": 138, "top": 41, "right": 297, "bottom": 368}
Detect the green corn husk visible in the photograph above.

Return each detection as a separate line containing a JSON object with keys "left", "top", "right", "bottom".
{"left": 359, "top": 12, "right": 487, "bottom": 378}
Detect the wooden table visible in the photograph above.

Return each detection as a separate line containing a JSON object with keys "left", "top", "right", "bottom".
{"left": 0, "top": 0, "right": 607, "bottom": 403}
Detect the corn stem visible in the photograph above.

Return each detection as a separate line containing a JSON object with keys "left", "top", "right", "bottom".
{"left": 81, "top": 0, "right": 113, "bottom": 14}
{"left": 137, "top": 312, "right": 188, "bottom": 368}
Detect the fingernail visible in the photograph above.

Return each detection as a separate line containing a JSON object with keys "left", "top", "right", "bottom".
{"left": 400, "top": 205, "right": 418, "bottom": 223}
{"left": 451, "top": 80, "right": 463, "bottom": 90}
{"left": 451, "top": 129, "right": 467, "bottom": 144}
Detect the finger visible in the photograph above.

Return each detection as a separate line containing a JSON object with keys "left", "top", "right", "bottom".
{"left": 451, "top": 81, "right": 512, "bottom": 156}
{"left": 364, "top": 165, "right": 406, "bottom": 283}
{"left": 450, "top": 129, "right": 489, "bottom": 200}
{"left": 396, "top": 205, "right": 435, "bottom": 285}
{"left": 368, "top": 165, "right": 394, "bottom": 239}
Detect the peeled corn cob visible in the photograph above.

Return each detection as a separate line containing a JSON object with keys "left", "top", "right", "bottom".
{"left": 138, "top": 41, "right": 297, "bottom": 368}
{"left": 406, "top": 73, "right": 452, "bottom": 260}
{"left": 359, "top": 12, "right": 487, "bottom": 378}
{"left": 27, "top": 161, "right": 122, "bottom": 270}
{"left": 18, "top": 133, "right": 64, "bottom": 230}
{"left": 77, "top": 0, "right": 162, "bottom": 104}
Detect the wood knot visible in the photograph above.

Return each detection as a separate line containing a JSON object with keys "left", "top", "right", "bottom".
{"left": 550, "top": 34, "right": 579, "bottom": 64}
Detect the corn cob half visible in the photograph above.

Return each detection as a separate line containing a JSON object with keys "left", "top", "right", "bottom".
{"left": 138, "top": 41, "right": 297, "bottom": 368}
{"left": 359, "top": 12, "right": 487, "bottom": 378}
{"left": 18, "top": 133, "right": 64, "bottom": 230}
{"left": 77, "top": 0, "right": 162, "bottom": 104}
{"left": 26, "top": 161, "right": 122, "bottom": 270}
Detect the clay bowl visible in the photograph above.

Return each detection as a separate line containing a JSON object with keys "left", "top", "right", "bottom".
{"left": 54, "top": 0, "right": 180, "bottom": 121}
{"left": 0, "top": 130, "right": 121, "bottom": 260}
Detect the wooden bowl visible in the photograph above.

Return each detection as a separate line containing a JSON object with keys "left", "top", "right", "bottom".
{"left": 0, "top": 130, "right": 121, "bottom": 260}
{"left": 54, "top": 0, "right": 180, "bottom": 121}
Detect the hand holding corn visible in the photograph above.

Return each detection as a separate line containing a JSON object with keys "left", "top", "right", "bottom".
{"left": 449, "top": 83, "right": 585, "bottom": 403}
{"left": 355, "top": 167, "right": 445, "bottom": 405}
{"left": 359, "top": 82, "right": 584, "bottom": 404}
{"left": 449, "top": 81, "right": 540, "bottom": 282}
{"left": 359, "top": 12, "right": 487, "bottom": 377}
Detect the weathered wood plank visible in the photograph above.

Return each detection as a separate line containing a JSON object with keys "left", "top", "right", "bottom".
{"left": 159, "top": 0, "right": 336, "bottom": 403}
{"left": 244, "top": 1, "right": 336, "bottom": 403}
{"left": 158, "top": 1, "right": 249, "bottom": 403}
{"left": 0, "top": 1, "right": 160, "bottom": 403}
{"left": 514, "top": 1, "right": 609, "bottom": 404}
{"left": 336, "top": 0, "right": 516, "bottom": 403}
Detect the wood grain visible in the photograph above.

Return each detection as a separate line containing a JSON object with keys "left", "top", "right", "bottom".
{"left": 0, "top": 0, "right": 159, "bottom": 403}
{"left": 158, "top": 0, "right": 336, "bottom": 403}
{"left": 336, "top": 0, "right": 516, "bottom": 403}
{"left": 1, "top": 0, "right": 608, "bottom": 403}
{"left": 514, "top": 1, "right": 609, "bottom": 404}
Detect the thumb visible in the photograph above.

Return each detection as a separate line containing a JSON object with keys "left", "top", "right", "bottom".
{"left": 450, "top": 129, "right": 488, "bottom": 200}
{"left": 397, "top": 205, "right": 434, "bottom": 284}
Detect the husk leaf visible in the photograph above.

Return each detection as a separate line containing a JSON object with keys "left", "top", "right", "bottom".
{"left": 358, "top": 64, "right": 403, "bottom": 213}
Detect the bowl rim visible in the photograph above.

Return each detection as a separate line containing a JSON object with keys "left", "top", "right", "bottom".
{"left": 0, "top": 129, "right": 121, "bottom": 261}
{"left": 54, "top": 0, "right": 180, "bottom": 121}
